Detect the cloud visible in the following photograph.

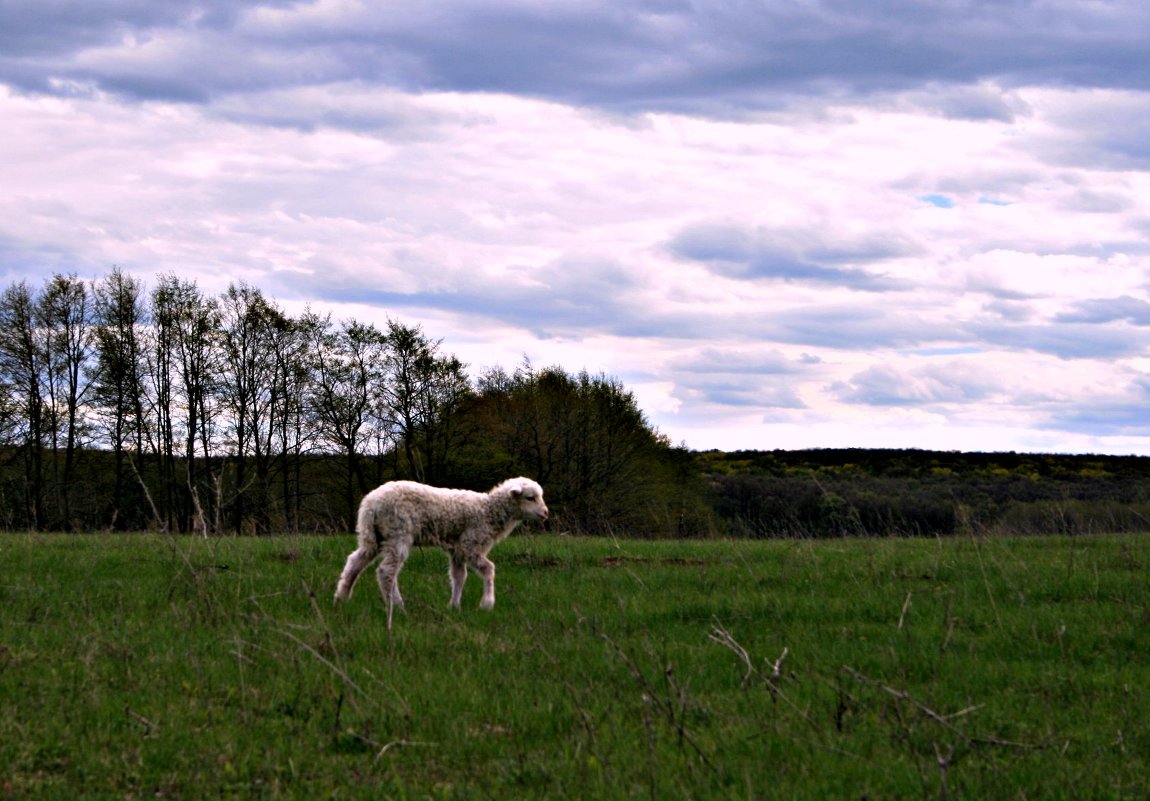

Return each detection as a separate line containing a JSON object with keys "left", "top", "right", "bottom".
{"left": 766, "top": 306, "right": 966, "bottom": 352}
{"left": 1055, "top": 296, "right": 1150, "bottom": 326}
{"left": 4, "top": 1, "right": 1150, "bottom": 457}
{"left": 832, "top": 362, "right": 998, "bottom": 408}
{"left": 703, "top": 381, "right": 807, "bottom": 410}
{"left": 667, "top": 223, "right": 912, "bottom": 291}
{"left": 675, "top": 347, "right": 808, "bottom": 376}
{"left": 4, "top": 0, "right": 1150, "bottom": 117}
{"left": 295, "top": 253, "right": 663, "bottom": 340}
{"left": 969, "top": 321, "right": 1150, "bottom": 361}
{"left": 1044, "top": 378, "right": 1150, "bottom": 436}
{"left": 899, "top": 82, "right": 1031, "bottom": 123}
{"left": 1022, "top": 90, "right": 1150, "bottom": 171}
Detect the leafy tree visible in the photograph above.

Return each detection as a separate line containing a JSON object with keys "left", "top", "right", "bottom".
{"left": 465, "top": 362, "right": 710, "bottom": 537}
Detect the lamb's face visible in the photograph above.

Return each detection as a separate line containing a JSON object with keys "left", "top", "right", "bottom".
{"left": 509, "top": 479, "right": 549, "bottom": 522}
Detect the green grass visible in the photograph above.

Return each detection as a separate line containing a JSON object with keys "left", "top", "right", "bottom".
{"left": 2, "top": 531, "right": 1149, "bottom": 799}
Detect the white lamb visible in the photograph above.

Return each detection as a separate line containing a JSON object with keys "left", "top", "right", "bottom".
{"left": 333, "top": 477, "right": 549, "bottom": 626}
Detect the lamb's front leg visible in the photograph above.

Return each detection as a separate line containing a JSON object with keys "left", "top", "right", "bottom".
{"left": 472, "top": 554, "right": 496, "bottom": 610}
{"left": 449, "top": 555, "right": 467, "bottom": 609}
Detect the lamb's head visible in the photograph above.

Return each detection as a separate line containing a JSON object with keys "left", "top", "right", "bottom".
{"left": 498, "top": 477, "right": 549, "bottom": 523}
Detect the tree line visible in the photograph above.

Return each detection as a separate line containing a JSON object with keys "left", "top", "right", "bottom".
{"left": 9, "top": 269, "right": 1143, "bottom": 540}
{"left": 0, "top": 270, "right": 712, "bottom": 537}
{"left": 701, "top": 448, "right": 1150, "bottom": 538}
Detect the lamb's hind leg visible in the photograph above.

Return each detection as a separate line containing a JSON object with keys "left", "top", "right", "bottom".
{"left": 376, "top": 540, "right": 410, "bottom": 631}
{"left": 334, "top": 541, "right": 378, "bottom": 602}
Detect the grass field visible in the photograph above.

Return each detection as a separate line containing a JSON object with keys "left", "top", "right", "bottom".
{"left": 2, "top": 531, "right": 1149, "bottom": 799}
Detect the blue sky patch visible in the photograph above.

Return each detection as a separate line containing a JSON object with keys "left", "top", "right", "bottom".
{"left": 918, "top": 194, "right": 955, "bottom": 209}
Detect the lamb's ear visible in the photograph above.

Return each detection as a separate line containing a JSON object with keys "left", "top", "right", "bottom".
{"left": 510, "top": 487, "right": 523, "bottom": 499}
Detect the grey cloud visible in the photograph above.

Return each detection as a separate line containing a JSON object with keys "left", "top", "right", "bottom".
{"left": 671, "top": 348, "right": 814, "bottom": 410}
{"left": 3, "top": 1, "right": 1149, "bottom": 116}
{"left": 969, "top": 321, "right": 1150, "bottom": 360}
{"left": 983, "top": 299, "right": 1038, "bottom": 323}
{"left": 1055, "top": 296, "right": 1150, "bottom": 326}
{"left": 675, "top": 347, "right": 808, "bottom": 376}
{"left": 0, "top": 236, "right": 87, "bottom": 281}
{"left": 1058, "top": 190, "right": 1135, "bottom": 214}
{"left": 0, "top": 1, "right": 287, "bottom": 96}
{"left": 1044, "top": 379, "right": 1150, "bottom": 436}
{"left": 1024, "top": 93, "right": 1150, "bottom": 171}
{"left": 1048, "top": 403, "right": 1150, "bottom": 436}
{"left": 832, "top": 363, "right": 997, "bottom": 408}
{"left": 667, "top": 223, "right": 912, "bottom": 291}
{"left": 293, "top": 248, "right": 950, "bottom": 350}
{"left": 673, "top": 303, "right": 977, "bottom": 354}
{"left": 767, "top": 306, "right": 965, "bottom": 351}
{"left": 292, "top": 256, "right": 655, "bottom": 339}
{"left": 211, "top": 85, "right": 475, "bottom": 138}
{"left": 965, "top": 276, "right": 1038, "bottom": 302}
{"left": 897, "top": 83, "right": 1032, "bottom": 123}
{"left": 668, "top": 225, "right": 753, "bottom": 264}
{"left": 703, "top": 382, "right": 807, "bottom": 410}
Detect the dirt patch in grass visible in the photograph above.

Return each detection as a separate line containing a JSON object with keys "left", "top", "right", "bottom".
{"left": 507, "top": 554, "right": 566, "bottom": 568}
{"left": 601, "top": 556, "right": 707, "bottom": 567}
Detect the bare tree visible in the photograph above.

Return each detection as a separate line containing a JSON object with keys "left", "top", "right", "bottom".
{"left": 92, "top": 268, "right": 148, "bottom": 529}
{"left": 145, "top": 275, "right": 220, "bottom": 533}
{"left": 38, "top": 273, "right": 95, "bottom": 529}
{"left": 382, "top": 320, "right": 472, "bottom": 483}
{"left": 0, "top": 281, "right": 46, "bottom": 528}
{"left": 306, "top": 317, "right": 388, "bottom": 530}
{"left": 217, "top": 283, "right": 282, "bottom": 532}
{"left": 270, "top": 309, "right": 319, "bottom": 532}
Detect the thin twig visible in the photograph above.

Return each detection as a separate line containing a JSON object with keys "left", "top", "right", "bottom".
{"left": 843, "top": 666, "right": 1039, "bottom": 750}
{"left": 126, "top": 706, "right": 159, "bottom": 735}
{"left": 273, "top": 626, "right": 366, "bottom": 698}
{"left": 600, "top": 631, "right": 720, "bottom": 775}
{"left": 898, "top": 590, "right": 913, "bottom": 630}
{"left": 127, "top": 452, "right": 166, "bottom": 533}
{"left": 968, "top": 531, "right": 1003, "bottom": 630}
{"left": 529, "top": 625, "right": 599, "bottom": 751}
{"left": 375, "top": 739, "right": 436, "bottom": 763}
{"left": 707, "top": 626, "right": 755, "bottom": 687}
{"left": 708, "top": 624, "right": 815, "bottom": 730}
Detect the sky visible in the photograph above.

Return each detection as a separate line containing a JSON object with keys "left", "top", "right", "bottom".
{"left": 3, "top": 1, "right": 1150, "bottom": 455}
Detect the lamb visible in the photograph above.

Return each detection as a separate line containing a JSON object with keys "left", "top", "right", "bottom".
{"left": 333, "top": 477, "right": 549, "bottom": 626}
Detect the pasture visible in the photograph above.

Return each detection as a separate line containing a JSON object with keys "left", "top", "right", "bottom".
{"left": 2, "top": 531, "right": 1148, "bottom": 799}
